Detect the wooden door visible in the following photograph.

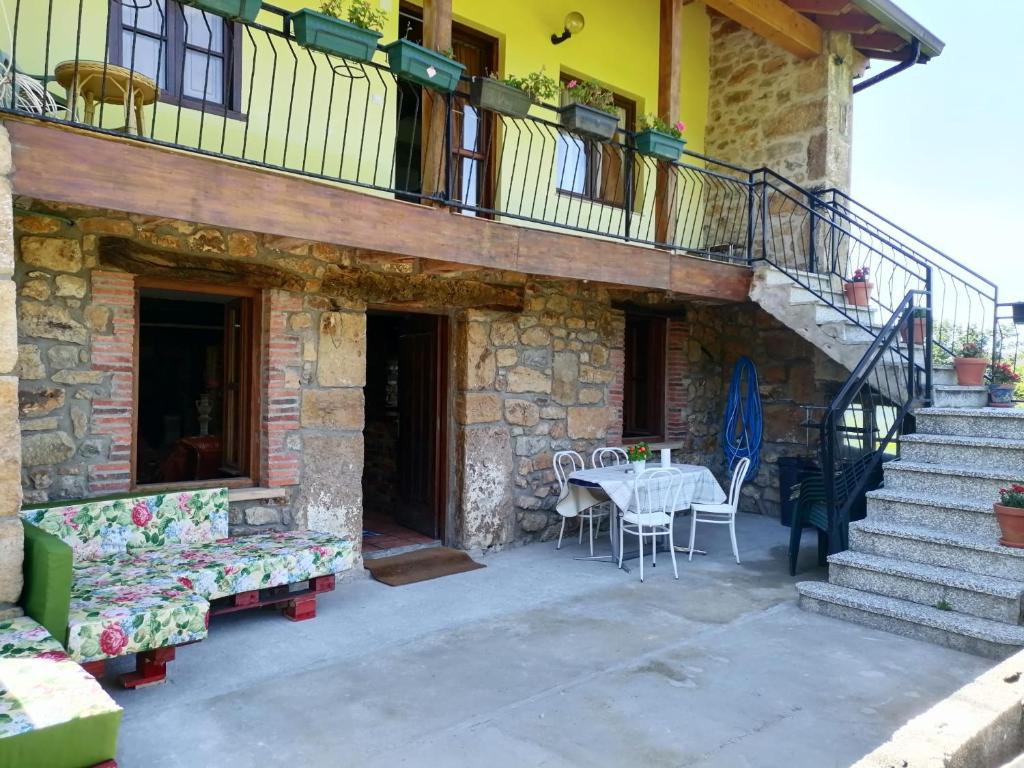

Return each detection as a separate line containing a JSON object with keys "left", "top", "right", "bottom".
{"left": 221, "top": 297, "right": 251, "bottom": 476}
{"left": 395, "top": 315, "right": 445, "bottom": 539}
{"left": 450, "top": 30, "right": 496, "bottom": 214}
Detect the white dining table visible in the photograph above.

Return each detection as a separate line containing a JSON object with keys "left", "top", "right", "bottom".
{"left": 556, "top": 463, "right": 727, "bottom": 567}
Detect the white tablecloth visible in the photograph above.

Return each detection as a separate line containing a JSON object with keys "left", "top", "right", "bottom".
{"left": 556, "top": 464, "right": 726, "bottom": 518}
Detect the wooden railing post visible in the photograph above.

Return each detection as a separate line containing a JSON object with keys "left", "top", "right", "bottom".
{"left": 422, "top": 0, "right": 453, "bottom": 204}
{"left": 655, "top": 0, "right": 682, "bottom": 246}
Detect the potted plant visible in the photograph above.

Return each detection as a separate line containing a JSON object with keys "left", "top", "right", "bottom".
{"left": 626, "top": 442, "right": 651, "bottom": 473}
{"left": 995, "top": 484, "right": 1024, "bottom": 548}
{"left": 843, "top": 266, "right": 872, "bottom": 307}
{"left": 899, "top": 307, "right": 928, "bottom": 345}
{"left": 181, "top": 0, "right": 263, "bottom": 22}
{"left": 635, "top": 114, "right": 687, "bottom": 161}
{"left": 290, "top": 0, "right": 386, "bottom": 63}
{"left": 470, "top": 69, "right": 557, "bottom": 119}
{"left": 383, "top": 38, "right": 465, "bottom": 93}
{"left": 559, "top": 78, "right": 619, "bottom": 141}
{"left": 953, "top": 333, "right": 990, "bottom": 386}
{"left": 990, "top": 361, "right": 1019, "bottom": 407}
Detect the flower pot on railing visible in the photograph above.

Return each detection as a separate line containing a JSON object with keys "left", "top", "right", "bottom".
{"left": 953, "top": 356, "right": 988, "bottom": 386}
{"left": 990, "top": 383, "right": 1016, "bottom": 407}
{"left": 843, "top": 280, "right": 873, "bottom": 307}
{"left": 995, "top": 503, "right": 1024, "bottom": 548}
{"left": 383, "top": 40, "right": 465, "bottom": 93}
{"left": 899, "top": 317, "right": 928, "bottom": 345}
{"left": 469, "top": 77, "right": 531, "bottom": 118}
{"left": 634, "top": 129, "right": 686, "bottom": 161}
{"left": 558, "top": 102, "right": 619, "bottom": 141}
{"left": 181, "top": 0, "right": 262, "bottom": 22}
{"left": 289, "top": 10, "right": 382, "bottom": 63}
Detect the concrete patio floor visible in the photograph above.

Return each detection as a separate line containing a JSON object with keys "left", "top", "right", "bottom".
{"left": 105, "top": 514, "right": 993, "bottom": 767}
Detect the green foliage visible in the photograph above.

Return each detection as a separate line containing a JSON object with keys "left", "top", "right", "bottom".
{"left": 562, "top": 78, "right": 615, "bottom": 113}
{"left": 319, "top": 0, "right": 387, "bottom": 33}
{"left": 999, "top": 484, "right": 1024, "bottom": 509}
{"left": 626, "top": 442, "right": 651, "bottom": 462}
{"left": 500, "top": 69, "right": 558, "bottom": 104}
{"left": 935, "top": 599, "right": 952, "bottom": 611}
{"left": 639, "top": 114, "right": 686, "bottom": 139}
{"left": 932, "top": 322, "right": 990, "bottom": 364}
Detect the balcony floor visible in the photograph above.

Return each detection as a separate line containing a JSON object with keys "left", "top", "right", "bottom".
{"left": 104, "top": 514, "right": 990, "bottom": 767}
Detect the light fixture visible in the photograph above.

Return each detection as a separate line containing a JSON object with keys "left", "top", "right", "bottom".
{"left": 551, "top": 12, "right": 585, "bottom": 45}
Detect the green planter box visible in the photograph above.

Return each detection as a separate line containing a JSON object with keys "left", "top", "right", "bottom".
{"left": 635, "top": 129, "right": 686, "bottom": 161}
{"left": 289, "top": 10, "right": 381, "bottom": 63}
{"left": 558, "top": 103, "right": 619, "bottom": 141}
{"left": 383, "top": 39, "right": 465, "bottom": 93}
{"left": 469, "top": 77, "right": 531, "bottom": 118}
{"left": 180, "top": 0, "right": 263, "bottom": 22}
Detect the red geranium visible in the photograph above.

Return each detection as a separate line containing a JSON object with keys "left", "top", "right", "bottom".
{"left": 131, "top": 500, "right": 153, "bottom": 527}
{"left": 99, "top": 624, "right": 128, "bottom": 657}
{"left": 38, "top": 650, "right": 68, "bottom": 661}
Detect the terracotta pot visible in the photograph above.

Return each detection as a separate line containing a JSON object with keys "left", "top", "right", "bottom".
{"left": 995, "top": 503, "right": 1024, "bottom": 548}
{"left": 844, "top": 281, "right": 873, "bottom": 307}
{"left": 990, "top": 384, "right": 1016, "bottom": 407}
{"left": 899, "top": 318, "right": 928, "bottom": 345}
{"left": 953, "top": 356, "right": 988, "bottom": 386}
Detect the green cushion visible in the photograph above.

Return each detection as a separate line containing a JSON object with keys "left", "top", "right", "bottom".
{"left": 20, "top": 522, "right": 72, "bottom": 646}
{"left": 0, "top": 713, "right": 121, "bottom": 768}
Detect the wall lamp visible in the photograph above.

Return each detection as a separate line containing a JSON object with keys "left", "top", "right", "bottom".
{"left": 551, "top": 12, "right": 585, "bottom": 45}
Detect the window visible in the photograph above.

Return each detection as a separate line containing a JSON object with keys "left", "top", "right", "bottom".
{"left": 110, "top": 0, "right": 241, "bottom": 110}
{"left": 555, "top": 76, "right": 635, "bottom": 206}
{"left": 135, "top": 282, "right": 259, "bottom": 487}
{"left": 622, "top": 314, "right": 666, "bottom": 441}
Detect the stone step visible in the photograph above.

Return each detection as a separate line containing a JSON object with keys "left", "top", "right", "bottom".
{"left": 828, "top": 550, "right": 1024, "bottom": 624}
{"left": 759, "top": 267, "right": 843, "bottom": 291}
{"left": 932, "top": 385, "right": 989, "bottom": 409}
{"left": 817, "top": 320, "right": 876, "bottom": 344}
{"left": 814, "top": 303, "right": 879, "bottom": 329}
{"left": 882, "top": 460, "right": 1016, "bottom": 501}
{"left": 900, "top": 433, "right": 1024, "bottom": 474}
{"left": 930, "top": 364, "right": 957, "bottom": 387}
{"left": 788, "top": 283, "right": 857, "bottom": 309}
{"left": 915, "top": 407, "right": 1024, "bottom": 440}
{"left": 866, "top": 488, "right": 1000, "bottom": 538}
{"left": 797, "top": 581, "right": 1024, "bottom": 659}
{"left": 850, "top": 519, "right": 1024, "bottom": 581}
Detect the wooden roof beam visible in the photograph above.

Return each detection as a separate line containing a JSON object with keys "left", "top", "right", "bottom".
{"left": 704, "top": 0, "right": 824, "bottom": 58}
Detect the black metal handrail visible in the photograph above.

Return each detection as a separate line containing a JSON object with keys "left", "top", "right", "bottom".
{"left": 820, "top": 290, "right": 931, "bottom": 553}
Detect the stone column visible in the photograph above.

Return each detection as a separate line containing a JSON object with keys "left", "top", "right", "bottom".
{"left": 0, "top": 123, "right": 24, "bottom": 606}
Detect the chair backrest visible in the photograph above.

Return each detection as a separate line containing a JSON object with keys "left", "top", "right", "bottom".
{"left": 726, "top": 457, "right": 752, "bottom": 511}
{"left": 591, "top": 446, "right": 628, "bottom": 468}
{"left": 631, "top": 468, "right": 685, "bottom": 518}
{"left": 553, "top": 450, "right": 584, "bottom": 494}
{"left": 21, "top": 487, "right": 230, "bottom": 562}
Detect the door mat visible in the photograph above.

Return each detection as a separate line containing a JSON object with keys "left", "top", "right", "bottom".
{"left": 364, "top": 547, "right": 485, "bottom": 587}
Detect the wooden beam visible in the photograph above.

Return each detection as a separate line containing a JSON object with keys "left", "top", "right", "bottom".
{"left": 656, "top": 0, "right": 683, "bottom": 245}
{"left": 421, "top": 0, "right": 453, "bottom": 202}
{"left": 704, "top": 0, "right": 823, "bottom": 58}
{"left": 6, "top": 119, "right": 751, "bottom": 304}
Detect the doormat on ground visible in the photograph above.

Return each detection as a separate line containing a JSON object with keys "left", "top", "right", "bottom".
{"left": 364, "top": 547, "right": 485, "bottom": 587}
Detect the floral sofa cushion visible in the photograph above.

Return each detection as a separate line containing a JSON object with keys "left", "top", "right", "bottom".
{"left": 66, "top": 581, "right": 210, "bottom": 663}
{"left": 0, "top": 616, "right": 121, "bottom": 737}
{"left": 74, "top": 530, "right": 358, "bottom": 601}
{"left": 21, "top": 487, "right": 229, "bottom": 562}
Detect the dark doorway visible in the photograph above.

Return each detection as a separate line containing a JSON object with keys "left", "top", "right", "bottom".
{"left": 394, "top": 4, "right": 497, "bottom": 211}
{"left": 135, "top": 284, "right": 258, "bottom": 486}
{"left": 363, "top": 311, "right": 448, "bottom": 553}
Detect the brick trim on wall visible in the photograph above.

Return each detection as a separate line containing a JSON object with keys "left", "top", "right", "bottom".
{"left": 665, "top": 318, "right": 688, "bottom": 443}
{"left": 261, "top": 290, "right": 302, "bottom": 487}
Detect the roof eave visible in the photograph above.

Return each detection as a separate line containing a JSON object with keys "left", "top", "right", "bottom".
{"left": 851, "top": 0, "right": 945, "bottom": 60}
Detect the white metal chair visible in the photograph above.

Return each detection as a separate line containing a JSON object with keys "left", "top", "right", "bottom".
{"left": 554, "top": 450, "right": 608, "bottom": 555}
{"left": 591, "top": 446, "right": 628, "bottom": 468}
{"left": 619, "top": 467, "right": 684, "bottom": 582}
{"left": 687, "top": 457, "right": 751, "bottom": 563}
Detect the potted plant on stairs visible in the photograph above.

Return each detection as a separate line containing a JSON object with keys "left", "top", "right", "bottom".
{"left": 470, "top": 69, "right": 557, "bottom": 119}
{"left": 899, "top": 307, "right": 928, "bottom": 345}
{"left": 989, "top": 361, "right": 1020, "bottom": 407}
{"left": 558, "top": 78, "right": 619, "bottom": 141}
{"left": 953, "top": 332, "right": 990, "bottom": 386}
{"left": 843, "top": 265, "right": 872, "bottom": 307}
{"left": 635, "top": 114, "right": 687, "bottom": 161}
{"left": 290, "top": 0, "right": 386, "bottom": 63}
{"left": 181, "top": 0, "right": 263, "bottom": 21}
{"left": 995, "top": 484, "right": 1024, "bottom": 548}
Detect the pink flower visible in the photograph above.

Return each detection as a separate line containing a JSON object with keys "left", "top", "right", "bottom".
{"left": 312, "top": 546, "right": 329, "bottom": 558}
{"left": 99, "top": 624, "right": 128, "bottom": 657}
{"left": 224, "top": 565, "right": 238, "bottom": 575}
{"left": 62, "top": 508, "right": 80, "bottom": 530}
{"left": 131, "top": 500, "right": 152, "bottom": 527}
{"left": 38, "top": 650, "right": 68, "bottom": 661}
{"left": 567, "top": 79, "right": 578, "bottom": 89}
{"left": 177, "top": 576, "right": 194, "bottom": 590}
{"left": 675, "top": 121, "right": 686, "bottom": 133}
{"left": 177, "top": 493, "right": 193, "bottom": 514}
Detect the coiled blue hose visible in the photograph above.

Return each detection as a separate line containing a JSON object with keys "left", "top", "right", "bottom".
{"left": 723, "top": 356, "right": 763, "bottom": 477}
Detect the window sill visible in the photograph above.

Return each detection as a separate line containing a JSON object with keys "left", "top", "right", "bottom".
{"left": 156, "top": 91, "right": 248, "bottom": 123}
{"left": 227, "top": 486, "right": 288, "bottom": 503}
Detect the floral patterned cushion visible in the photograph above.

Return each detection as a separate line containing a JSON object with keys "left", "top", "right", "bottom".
{"left": 66, "top": 581, "right": 210, "bottom": 663}
{"left": 74, "top": 530, "right": 357, "bottom": 601}
{"left": 21, "top": 488, "right": 230, "bottom": 562}
{"left": 0, "top": 616, "right": 121, "bottom": 738}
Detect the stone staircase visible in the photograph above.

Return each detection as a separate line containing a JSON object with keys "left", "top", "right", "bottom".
{"left": 797, "top": 408, "right": 1024, "bottom": 659}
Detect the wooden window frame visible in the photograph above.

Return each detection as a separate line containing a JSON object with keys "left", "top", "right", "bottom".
{"left": 132, "top": 277, "right": 262, "bottom": 492}
{"left": 622, "top": 313, "right": 667, "bottom": 443}
{"left": 108, "top": 0, "right": 246, "bottom": 120}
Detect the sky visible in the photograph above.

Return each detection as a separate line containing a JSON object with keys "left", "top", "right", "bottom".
{"left": 852, "top": 0, "right": 1023, "bottom": 304}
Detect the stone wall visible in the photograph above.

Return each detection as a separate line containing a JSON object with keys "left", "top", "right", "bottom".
{"left": 706, "top": 16, "right": 861, "bottom": 190}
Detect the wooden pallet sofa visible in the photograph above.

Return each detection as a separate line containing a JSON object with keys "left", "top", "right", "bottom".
{"left": 21, "top": 487, "right": 356, "bottom": 688}
{"left": 0, "top": 615, "right": 121, "bottom": 768}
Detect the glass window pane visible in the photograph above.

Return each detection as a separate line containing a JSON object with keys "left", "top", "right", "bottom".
{"left": 123, "top": 0, "right": 167, "bottom": 34}
{"left": 555, "top": 134, "right": 587, "bottom": 195}
{"left": 461, "top": 105, "right": 478, "bottom": 150}
{"left": 184, "top": 7, "right": 225, "bottom": 52}
{"left": 122, "top": 30, "right": 165, "bottom": 87}
{"left": 461, "top": 157, "right": 478, "bottom": 210}
{"left": 183, "top": 51, "right": 223, "bottom": 103}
